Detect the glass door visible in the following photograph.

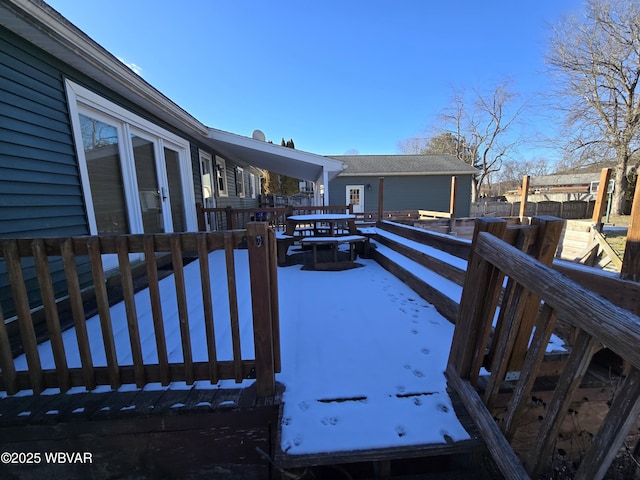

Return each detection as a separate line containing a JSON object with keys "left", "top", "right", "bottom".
{"left": 131, "top": 134, "right": 164, "bottom": 233}
{"left": 164, "top": 146, "right": 186, "bottom": 232}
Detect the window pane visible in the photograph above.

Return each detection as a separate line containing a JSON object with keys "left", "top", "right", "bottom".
{"left": 132, "top": 135, "right": 163, "bottom": 233}
{"left": 80, "top": 114, "right": 129, "bottom": 234}
{"left": 164, "top": 147, "right": 186, "bottom": 232}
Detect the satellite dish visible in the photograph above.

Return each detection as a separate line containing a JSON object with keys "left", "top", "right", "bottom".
{"left": 252, "top": 129, "right": 266, "bottom": 141}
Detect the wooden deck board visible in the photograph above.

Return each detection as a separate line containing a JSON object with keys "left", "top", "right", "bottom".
{"left": 274, "top": 388, "right": 486, "bottom": 469}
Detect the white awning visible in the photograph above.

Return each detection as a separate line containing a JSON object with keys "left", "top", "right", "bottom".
{"left": 205, "top": 128, "right": 345, "bottom": 184}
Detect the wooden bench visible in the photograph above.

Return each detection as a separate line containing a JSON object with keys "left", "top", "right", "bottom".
{"left": 299, "top": 235, "right": 368, "bottom": 270}
{"left": 275, "top": 233, "right": 296, "bottom": 266}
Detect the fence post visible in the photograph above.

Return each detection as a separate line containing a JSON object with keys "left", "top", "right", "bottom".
{"left": 449, "top": 176, "right": 458, "bottom": 234}
{"left": 519, "top": 175, "right": 530, "bottom": 219}
{"left": 196, "top": 202, "right": 206, "bottom": 231}
{"left": 247, "top": 222, "right": 276, "bottom": 396}
{"left": 378, "top": 177, "right": 384, "bottom": 221}
{"left": 225, "top": 206, "right": 234, "bottom": 230}
{"left": 592, "top": 168, "right": 612, "bottom": 229}
{"left": 621, "top": 180, "right": 640, "bottom": 282}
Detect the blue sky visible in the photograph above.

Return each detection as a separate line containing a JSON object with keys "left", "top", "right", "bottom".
{"left": 47, "top": 0, "right": 585, "bottom": 160}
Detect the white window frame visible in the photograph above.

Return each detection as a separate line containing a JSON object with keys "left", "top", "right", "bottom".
{"left": 236, "top": 167, "right": 245, "bottom": 198}
{"left": 249, "top": 173, "right": 256, "bottom": 198}
{"left": 65, "top": 79, "right": 197, "bottom": 236}
{"left": 215, "top": 156, "right": 228, "bottom": 197}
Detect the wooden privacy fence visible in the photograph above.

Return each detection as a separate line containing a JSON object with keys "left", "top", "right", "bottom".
{"left": 447, "top": 217, "right": 640, "bottom": 479}
{"left": 0, "top": 223, "right": 280, "bottom": 397}
{"left": 196, "top": 203, "right": 354, "bottom": 232}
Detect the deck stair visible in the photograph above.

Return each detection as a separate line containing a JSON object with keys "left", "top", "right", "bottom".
{"left": 366, "top": 221, "right": 469, "bottom": 323}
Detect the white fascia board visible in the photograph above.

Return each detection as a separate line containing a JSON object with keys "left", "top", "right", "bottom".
{"left": 208, "top": 128, "right": 345, "bottom": 171}
{"left": 337, "top": 171, "right": 476, "bottom": 177}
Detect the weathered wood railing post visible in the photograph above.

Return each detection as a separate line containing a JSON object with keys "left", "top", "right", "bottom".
{"left": 377, "top": 177, "right": 384, "bottom": 221}
{"left": 196, "top": 202, "right": 206, "bottom": 231}
{"left": 449, "top": 176, "right": 457, "bottom": 234}
{"left": 225, "top": 206, "right": 234, "bottom": 230}
{"left": 519, "top": 175, "right": 530, "bottom": 220}
{"left": 592, "top": 168, "right": 612, "bottom": 229}
{"left": 448, "top": 217, "right": 507, "bottom": 378}
{"left": 621, "top": 178, "right": 640, "bottom": 282}
{"left": 247, "top": 222, "right": 277, "bottom": 396}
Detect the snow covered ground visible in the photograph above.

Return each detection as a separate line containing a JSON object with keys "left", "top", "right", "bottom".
{"left": 7, "top": 240, "right": 473, "bottom": 455}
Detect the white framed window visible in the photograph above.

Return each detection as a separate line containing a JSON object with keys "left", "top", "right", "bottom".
{"left": 249, "top": 173, "right": 256, "bottom": 198}
{"left": 65, "top": 79, "right": 197, "bottom": 241}
{"left": 236, "top": 167, "right": 245, "bottom": 198}
{"left": 215, "top": 156, "right": 228, "bottom": 197}
{"left": 199, "top": 150, "right": 215, "bottom": 207}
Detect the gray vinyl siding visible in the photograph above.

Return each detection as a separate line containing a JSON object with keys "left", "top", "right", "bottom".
{"left": 329, "top": 175, "right": 472, "bottom": 217}
{"left": 0, "top": 26, "right": 92, "bottom": 318}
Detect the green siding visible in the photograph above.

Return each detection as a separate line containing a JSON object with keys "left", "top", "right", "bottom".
{"left": 329, "top": 175, "right": 472, "bottom": 217}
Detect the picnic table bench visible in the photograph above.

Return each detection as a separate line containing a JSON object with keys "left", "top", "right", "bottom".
{"left": 299, "top": 235, "right": 368, "bottom": 270}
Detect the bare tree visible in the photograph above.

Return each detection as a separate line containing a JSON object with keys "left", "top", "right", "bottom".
{"left": 548, "top": 0, "right": 640, "bottom": 214}
{"left": 442, "top": 83, "right": 524, "bottom": 203}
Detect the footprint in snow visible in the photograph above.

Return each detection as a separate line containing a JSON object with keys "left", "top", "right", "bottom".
{"left": 421, "top": 348, "right": 431, "bottom": 355}
{"left": 413, "top": 397, "right": 422, "bottom": 406}
{"left": 396, "top": 385, "right": 406, "bottom": 393}
{"left": 411, "top": 329, "right": 419, "bottom": 335}
{"left": 294, "top": 435, "right": 302, "bottom": 446}
{"left": 412, "top": 370, "right": 424, "bottom": 378}
{"left": 437, "top": 403, "right": 449, "bottom": 413}
{"left": 298, "top": 401, "right": 309, "bottom": 411}
{"left": 282, "top": 416, "right": 292, "bottom": 426}
{"left": 403, "top": 364, "right": 411, "bottom": 370}
{"left": 441, "top": 430, "right": 454, "bottom": 443}
{"left": 321, "top": 417, "right": 338, "bottom": 426}
{"left": 395, "top": 425, "right": 407, "bottom": 437}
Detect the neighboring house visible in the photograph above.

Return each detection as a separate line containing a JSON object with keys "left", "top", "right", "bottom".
{"left": 327, "top": 154, "right": 477, "bottom": 217}
{"left": 0, "top": 0, "right": 344, "bottom": 316}
{"left": 504, "top": 173, "right": 604, "bottom": 202}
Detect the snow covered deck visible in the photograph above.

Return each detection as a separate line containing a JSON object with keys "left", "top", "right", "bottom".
{"left": 1, "top": 232, "right": 481, "bottom": 469}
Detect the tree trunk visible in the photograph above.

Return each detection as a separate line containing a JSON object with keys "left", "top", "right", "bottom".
{"left": 612, "top": 151, "right": 630, "bottom": 215}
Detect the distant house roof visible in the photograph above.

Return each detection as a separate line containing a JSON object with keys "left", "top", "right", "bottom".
{"left": 530, "top": 173, "right": 601, "bottom": 187}
{"left": 328, "top": 154, "right": 478, "bottom": 177}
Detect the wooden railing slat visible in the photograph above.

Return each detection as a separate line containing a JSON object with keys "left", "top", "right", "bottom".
{"left": 268, "top": 228, "right": 281, "bottom": 373}
{"left": 574, "top": 367, "right": 640, "bottom": 480}
{"left": 502, "top": 303, "right": 557, "bottom": 440}
{"left": 170, "top": 235, "right": 194, "bottom": 385}
{"left": 0, "top": 303, "right": 18, "bottom": 395}
{"left": 197, "top": 233, "right": 218, "bottom": 382}
{"left": 446, "top": 364, "right": 531, "bottom": 480}
{"left": 32, "top": 239, "right": 70, "bottom": 392}
{"left": 143, "top": 235, "right": 169, "bottom": 386}
{"left": 224, "top": 232, "right": 243, "bottom": 383}
{"left": 116, "top": 237, "right": 145, "bottom": 388}
{"left": 2, "top": 239, "right": 43, "bottom": 394}
{"left": 60, "top": 238, "right": 95, "bottom": 390}
{"left": 87, "top": 237, "right": 120, "bottom": 390}
{"left": 526, "top": 330, "right": 600, "bottom": 477}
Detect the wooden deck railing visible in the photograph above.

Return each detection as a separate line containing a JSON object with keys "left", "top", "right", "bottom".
{"left": 447, "top": 217, "right": 640, "bottom": 479}
{"left": 0, "top": 223, "right": 280, "bottom": 397}
{"left": 196, "top": 203, "right": 354, "bottom": 232}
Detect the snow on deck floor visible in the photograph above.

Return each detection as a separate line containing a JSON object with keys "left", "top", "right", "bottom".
{"left": 276, "top": 257, "right": 469, "bottom": 455}
{"left": 7, "top": 250, "right": 471, "bottom": 455}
